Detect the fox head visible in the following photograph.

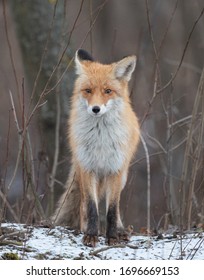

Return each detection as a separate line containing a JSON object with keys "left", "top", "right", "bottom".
{"left": 74, "top": 49, "right": 136, "bottom": 117}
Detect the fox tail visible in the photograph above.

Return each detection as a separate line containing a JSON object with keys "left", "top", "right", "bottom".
{"left": 51, "top": 166, "right": 80, "bottom": 229}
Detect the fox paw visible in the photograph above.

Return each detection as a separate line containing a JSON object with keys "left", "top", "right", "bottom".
{"left": 83, "top": 234, "right": 98, "bottom": 247}
{"left": 106, "top": 226, "right": 133, "bottom": 245}
{"left": 106, "top": 236, "right": 119, "bottom": 246}
{"left": 118, "top": 231, "right": 130, "bottom": 242}
{"left": 106, "top": 233, "right": 129, "bottom": 245}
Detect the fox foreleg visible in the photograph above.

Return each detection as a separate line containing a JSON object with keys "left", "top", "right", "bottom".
{"left": 105, "top": 172, "right": 129, "bottom": 245}
{"left": 80, "top": 172, "right": 99, "bottom": 247}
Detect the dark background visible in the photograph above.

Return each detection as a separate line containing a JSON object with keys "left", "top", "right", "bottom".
{"left": 0, "top": 0, "right": 204, "bottom": 232}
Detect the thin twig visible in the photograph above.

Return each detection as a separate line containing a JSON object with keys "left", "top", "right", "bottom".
{"left": 48, "top": 38, "right": 63, "bottom": 215}
{"left": 29, "top": 0, "right": 59, "bottom": 109}
{"left": 157, "top": 7, "right": 204, "bottom": 94}
{"left": 9, "top": 90, "right": 21, "bottom": 133}
{"left": 43, "top": 0, "right": 108, "bottom": 97}
{"left": 187, "top": 67, "right": 204, "bottom": 230}
{"left": 26, "top": 130, "right": 46, "bottom": 220}
{"left": 189, "top": 236, "right": 204, "bottom": 260}
{"left": 26, "top": 0, "right": 86, "bottom": 128}
{"left": 90, "top": 243, "right": 138, "bottom": 256}
{"left": 139, "top": 131, "right": 151, "bottom": 235}
{"left": 2, "top": 0, "right": 20, "bottom": 104}
{"left": 0, "top": 190, "right": 19, "bottom": 223}
{"left": 7, "top": 91, "right": 23, "bottom": 191}
{"left": 179, "top": 67, "right": 204, "bottom": 229}
{"left": 158, "top": 0, "right": 179, "bottom": 51}
{"left": 0, "top": 240, "right": 23, "bottom": 246}
{"left": 0, "top": 230, "right": 24, "bottom": 242}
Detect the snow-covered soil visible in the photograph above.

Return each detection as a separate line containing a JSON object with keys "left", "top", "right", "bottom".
{"left": 0, "top": 223, "right": 203, "bottom": 260}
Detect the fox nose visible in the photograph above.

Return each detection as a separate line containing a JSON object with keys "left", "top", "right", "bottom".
{"left": 92, "top": 106, "right": 101, "bottom": 114}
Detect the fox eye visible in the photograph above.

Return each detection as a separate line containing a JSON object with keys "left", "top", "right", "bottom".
{"left": 104, "top": 88, "right": 112, "bottom": 94}
{"left": 84, "top": 88, "right": 92, "bottom": 94}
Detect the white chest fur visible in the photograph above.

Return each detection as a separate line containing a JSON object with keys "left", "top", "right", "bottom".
{"left": 71, "top": 98, "right": 129, "bottom": 177}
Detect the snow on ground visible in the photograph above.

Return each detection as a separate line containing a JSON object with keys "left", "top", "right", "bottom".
{"left": 0, "top": 223, "right": 204, "bottom": 260}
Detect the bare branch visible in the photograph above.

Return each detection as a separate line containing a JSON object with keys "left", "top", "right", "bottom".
{"left": 157, "top": 7, "right": 204, "bottom": 94}
{"left": 2, "top": 0, "right": 20, "bottom": 104}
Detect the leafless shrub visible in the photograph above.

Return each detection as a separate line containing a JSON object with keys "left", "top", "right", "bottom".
{"left": 0, "top": 1, "right": 204, "bottom": 240}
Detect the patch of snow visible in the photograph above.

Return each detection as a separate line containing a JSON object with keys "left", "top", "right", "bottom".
{"left": 0, "top": 223, "right": 203, "bottom": 260}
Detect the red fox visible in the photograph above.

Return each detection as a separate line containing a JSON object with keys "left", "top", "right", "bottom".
{"left": 52, "top": 49, "right": 140, "bottom": 246}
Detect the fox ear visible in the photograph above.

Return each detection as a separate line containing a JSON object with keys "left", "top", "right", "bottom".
{"left": 75, "top": 49, "right": 94, "bottom": 75}
{"left": 114, "top": 55, "right": 137, "bottom": 81}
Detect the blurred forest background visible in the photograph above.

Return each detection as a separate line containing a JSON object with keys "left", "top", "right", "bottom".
{"left": 0, "top": 0, "right": 204, "bottom": 233}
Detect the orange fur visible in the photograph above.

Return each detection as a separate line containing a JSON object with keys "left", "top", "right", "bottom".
{"left": 53, "top": 50, "right": 140, "bottom": 246}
